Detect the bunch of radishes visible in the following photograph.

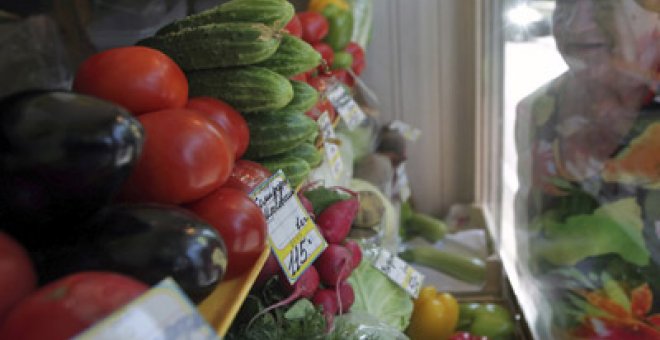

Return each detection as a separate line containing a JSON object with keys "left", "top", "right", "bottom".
{"left": 254, "top": 185, "right": 362, "bottom": 330}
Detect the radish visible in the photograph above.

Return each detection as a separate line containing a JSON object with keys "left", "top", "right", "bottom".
{"left": 278, "top": 266, "right": 319, "bottom": 299}
{"left": 298, "top": 191, "right": 315, "bottom": 219}
{"left": 336, "top": 281, "right": 355, "bottom": 313}
{"left": 312, "top": 288, "right": 338, "bottom": 330}
{"left": 316, "top": 196, "right": 359, "bottom": 244}
{"left": 254, "top": 252, "right": 280, "bottom": 289}
{"left": 314, "top": 244, "right": 353, "bottom": 286}
{"left": 248, "top": 266, "right": 320, "bottom": 328}
{"left": 343, "top": 240, "right": 362, "bottom": 270}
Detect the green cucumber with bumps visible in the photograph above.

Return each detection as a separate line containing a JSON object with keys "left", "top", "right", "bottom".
{"left": 244, "top": 111, "right": 317, "bottom": 159}
{"left": 187, "top": 66, "right": 293, "bottom": 112}
{"left": 264, "top": 80, "right": 318, "bottom": 115}
{"left": 254, "top": 34, "right": 322, "bottom": 77}
{"left": 260, "top": 156, "right": 311, "bottom": 188}
{"left": 138, "top": 22, "right": 281, "bottom": 70}
{"left": 156, "top": 0, "right": 294, "bottom": 35}
{"left": 270, "top": 143, "right": 322, "bottom": 168}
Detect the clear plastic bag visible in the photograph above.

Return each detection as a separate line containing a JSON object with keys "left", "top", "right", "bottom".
{"left": 514, "top": 1, "right": 660, "bottom": 338}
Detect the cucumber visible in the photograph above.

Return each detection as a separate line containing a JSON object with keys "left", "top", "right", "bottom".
{"left": 399, "top": 246, "right": 486, "bottom": 284}
{"left": 277, "top": 143, "right": 322, "bottom": 168}
{"left": 259, "top": 156, "right": 311, "bottom": 188}
{"left": 139, "top": 22, "right": 281, "bottom": 70}
{"left": 187, "top": 66, "right": 293, "bottom": 112}
{"left": 254, "top": 34, "right": 322, "bottom": 77}
{"left": 244, "top": 111, "right": 317, "bottom": 159}
{"left": 156, "top": 0, "right": 294, "bottom": 35}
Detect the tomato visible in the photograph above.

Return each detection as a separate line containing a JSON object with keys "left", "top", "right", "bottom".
{"left": 186, "top": 97, "right": 249, "bottom": 159}
{"left": 120, "top": 109, "right": 234, "bottom": 204}
{"left": 307, "top": 75, "right": 329, "bottom": 92}
{"left": 0, "top": 233, "right": 36, "bottom": 322}
{"left": 284, "top": 14, "right": 303, "bottom": 38}
{"left": 222, "top": 160, "right": 272, "bottom": 194}
{"left": 73, "top": 46, "right": 188, "bottom": 115}
{"left": 0, "top": 272, "right": 147, "bottom": 340}
{"left": 344, "top": 42, "right": 366, "bottom": 76}
{"left": 290, "top": 72, "right": 309, "bottom": 83}
{"left": 330, "top": 69, "right": 354, "bottom": 87}
{"left": 298, "top": 11, "right": 329, "bottom": 43}
{"left": 305, "top": 97, "right": 337, "bottom": 122}
{"left": 312, "top": 42, "right": 335, "bottom": 74}
{"left": 189, "top": 188, "right": 267, "bottom": 280}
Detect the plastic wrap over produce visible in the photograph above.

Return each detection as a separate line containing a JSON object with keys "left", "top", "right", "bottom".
{"left": 515, "top": 0, "right": 660, "bottom": 339}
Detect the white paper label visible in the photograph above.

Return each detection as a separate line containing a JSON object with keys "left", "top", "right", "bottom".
{"left": 326, "top": 81, "right": 366, "bottom": 130}
{"left": 250, "top": 171, "right": 327, "bottom": 283}
{"left": 389, "top": 120, "right": 421, "bottom": 142}
{"left": 372, "top": 249, "right": 424, "bottom": 298}
{"left": 394, "top": 163, "right": 411, "bottom": 202}
{"left": 317, "top": 112, "right": 344, "bottom": 180}
{"left": 75, "top": 279, "right": 217, "bottom": 340}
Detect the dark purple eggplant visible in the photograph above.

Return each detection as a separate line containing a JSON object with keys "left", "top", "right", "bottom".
{"left": 33, "top": 204, "right": 228, "bottom": 303}
{"left": 0, "top": 90, "right": 143, "bottom": 246}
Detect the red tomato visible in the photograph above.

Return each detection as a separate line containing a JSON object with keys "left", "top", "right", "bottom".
{"left": 307, "top": 76, "right": 328, "bottom": 92}
{"left": 284, "top": 14, "right": 303, "bottom": 38}
{"left": 305, "top": 97, "right": 337, "bottom": 122}
{"left": 222, "top": 160, "right": 272, "bottom": 194}
{"left": 186, "top": 97, "right": 249, "bottom": 159}
{"left": 0, "top": 233, "right": 36, "bottom": 322}
{"left": 312, "top": 42, "right": 335, "bottom": 74}
{"left": 298, "top": 12, "right": 329, "bottom": 43}
{"left": 290, "top": 72, "right": 308, "bottom": 83}
{"left": 189, "top": 188, "right": 267, "bottom": 280}
{"left": 120, "top": 108, "right": 234, "bottom": 204}
{"left": 344, "top": 42, "right": 366, "bottom": 76}
{"left": 73, "top": 46, "right": 188, "bottom": 115}
{"left": 330, "top": 69, "right": 354, "bottom": 87}
{"left": 0, "top": 272, "right": 147, "bottom": 340}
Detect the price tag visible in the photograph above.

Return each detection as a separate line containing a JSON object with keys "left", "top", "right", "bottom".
{"left": 372, "top": 249, "right": 424, "bottom": 298}
{"left": 250, "top": 170, "right": 327, "bottom": 283}
{"left": 389, "top": 120, "right": 421, "bottom": 142}
{"left": 317, "top": 111, "right": 344, "bottom": 180}
{"left": 75, "top": 278, "right": 217, "bottom": 340}
{"left": 394, "top": 163, "right": 411, "bottom": 202}
{"left": 326, "top": 80, "right": 366, "bottom": 130}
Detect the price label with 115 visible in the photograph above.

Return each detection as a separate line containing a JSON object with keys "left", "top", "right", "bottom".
{"left": 250, "top": 170, "right": 327, "bottom": 284}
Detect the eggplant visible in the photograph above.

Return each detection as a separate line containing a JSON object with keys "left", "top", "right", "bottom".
{"left": 0, "top": 90, "right": 143, "bottom": 246}
{"left": 33, "top": 204, "right": 228, "bottom": 303}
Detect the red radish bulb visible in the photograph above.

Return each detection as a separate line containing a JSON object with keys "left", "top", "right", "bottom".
{"left": 316, "top": 197, "right": 359, "bottom": 244}
{"left": 298, "top": 192, "right": 315, "bottom": 218}
{"left": 336, "top": 281, "right": 355, "bottom": 313}
{"left": 314, "top": 244, "right": 353, "bottom": 286}
{"left": 312, "top": 288, "right": 339, "bottom": 330}
{"left": 343, "top": 240, "right": 362, "bottom": 270}
{"left": 284, "top": 15, "right": 302, "bottom": 38}
{"left": 278, "top": 266, "right": 320, "bottom": 299}
{"left": 298, "top": 12, "right": 329, "bottom": 43}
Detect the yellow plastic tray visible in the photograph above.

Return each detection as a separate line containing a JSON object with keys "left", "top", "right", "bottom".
{"left": 198, "top": 246, "right": 271, "bottom": 337}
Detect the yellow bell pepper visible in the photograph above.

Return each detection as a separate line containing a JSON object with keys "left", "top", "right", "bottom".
{"left": 308, "top": 0, "right": 350, "bottom": 13}
{"left": 406, "top": 286, "right": 459, "bottom": 340}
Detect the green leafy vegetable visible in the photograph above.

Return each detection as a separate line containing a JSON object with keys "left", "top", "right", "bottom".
{"left": 303, "top": 187, "right": 350, "bottom": 216}
{"left": 347, "top": 260, "right": 414, "bottom": 331}
{"left": 536, "top": 198, "right": 650, "bottom": 266}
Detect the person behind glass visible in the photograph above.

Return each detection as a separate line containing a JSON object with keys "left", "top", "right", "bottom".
{"left": 515, "top": 0, "right": 660, "bottom": 337}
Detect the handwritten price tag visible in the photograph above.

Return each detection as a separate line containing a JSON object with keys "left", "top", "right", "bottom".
{"left": 250, "top": 170, "right": 327, "bottom": 283}
{"left": 394, "top": 163, "right": 411, "bottom": 202}
{"left": 75, "top": 278, "right": 217, "bottom": 340}
{"left": 372, "top": 249, "right": 424, "bottom": 298}
{"left": 326, "top": 80, "right": 366, "bottom": 130}
{"left": 317, "top": 111, "right": 344, "bottom": 180}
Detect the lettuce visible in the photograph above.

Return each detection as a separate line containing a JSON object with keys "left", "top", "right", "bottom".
{"left": 347, "top": 260, "right": 414, "bottom": 331}
{"left": 536, "top": 198, "right": 650, "bottom": 266}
